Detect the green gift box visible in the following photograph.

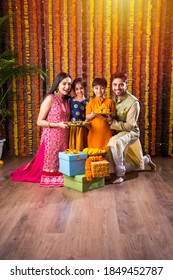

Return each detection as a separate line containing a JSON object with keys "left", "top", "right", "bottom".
{"left": 64, "top": 174, "right": 105, "bottom": 192}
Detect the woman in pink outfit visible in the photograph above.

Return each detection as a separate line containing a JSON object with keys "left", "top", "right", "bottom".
{"left": 11, "top": 72, "right": 72, "bottom": 187}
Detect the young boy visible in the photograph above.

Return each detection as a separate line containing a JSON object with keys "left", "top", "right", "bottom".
{"left": 86, "top": 78, "right": 115, "bottom": 149}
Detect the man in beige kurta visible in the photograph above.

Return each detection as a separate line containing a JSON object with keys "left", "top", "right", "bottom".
{"left": 107, "top": 72, "right": 156, "bottom": 183}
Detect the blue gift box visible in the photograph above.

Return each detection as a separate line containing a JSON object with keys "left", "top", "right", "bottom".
{"left": 59, "top": 152, "right": 88, "bottom": 176}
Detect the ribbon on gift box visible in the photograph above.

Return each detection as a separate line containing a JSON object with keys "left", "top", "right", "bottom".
{"left": 64, "top": 149, "right": 80, "bottom": 160}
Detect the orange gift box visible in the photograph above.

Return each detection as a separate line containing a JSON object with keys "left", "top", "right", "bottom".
{"left": 91, "top": 160, "right": 110, "bottom": 178}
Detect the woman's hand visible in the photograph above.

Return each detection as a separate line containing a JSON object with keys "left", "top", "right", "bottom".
{"left": 58, "top": 122, "right": 69, "bottom": 129}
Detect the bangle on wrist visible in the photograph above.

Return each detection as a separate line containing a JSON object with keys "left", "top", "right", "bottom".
{"left": 47, "top": 122, "right": 51, "bottom": 128}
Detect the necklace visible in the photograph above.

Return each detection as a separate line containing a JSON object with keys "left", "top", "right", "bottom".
{"left": 74, "top": 96, "right": 85, "bottom": 102}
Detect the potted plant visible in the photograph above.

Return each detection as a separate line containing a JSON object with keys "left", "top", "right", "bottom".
{"left": 0, "top": 15, "right": 46, "bottom": 159}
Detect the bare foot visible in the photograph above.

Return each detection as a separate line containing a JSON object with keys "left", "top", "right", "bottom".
{"left": 113, "top": 176, "right": 125, "bottom": 184}
{"left": 146, "top": 154, "right": 156, "bottom": 171}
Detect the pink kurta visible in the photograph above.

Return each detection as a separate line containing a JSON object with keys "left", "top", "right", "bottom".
{"left": 11, "top": 94, "right": 70, "bottom": 187}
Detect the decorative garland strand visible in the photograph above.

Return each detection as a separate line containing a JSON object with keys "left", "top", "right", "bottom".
{"left": 16, "top": 0, "right": 25, "bottom": 156}
{"left": 48, "top": 0, "right": 54, "bottom": 86}
{"left": 95, "top": 0, "right": 103, "bottom": 77}
{"left": 118, "top": 0, "right": 123, "bottom": 71}
{"left": 24, "top": 0, "right": 32, "bottom": 155}
{"left": 151, "top": 0, "right": 161, "bottom": 155}
{"left": 76, "top": 0, "right": 82, "bottom": 75}
{"left": 154, "top": 0, "right": 165, "bottom": 156}
{"left": 85, "top": 156, "right": 103, "bottom": 181}
{"left": 135, "top": 0, "right": 143, "bottom": 99}
{"left": 8, "top": 0, "right": 19, "bottom": 156}
{"left": 71, "top": 0, "right": 77, "bottom": 79}
{"left": 111, "top": 0, "right": 118, "bottom": 74}
{"left": 105, "top": 0, "right": 111, "bottom": 98}
{"left": 144, "top": 0, "right": 152, "bottom": 153}
{"left": 54, "top": 1, "right": 61, "bottom": 74}
{"left": 63, "top": 0, "right": 68, "bottom": 72}
{"left": 89, "top": 0, "right": 94, "bottom": 98}
{"left": 128, "top": 0, "right": 135, "bottom": 94}
{"left": 99, "top": 1, "right": 103, "bottom": 77}
{"left": 168, "top": 46, "right": 173, "bottom": 156}
{"left": 32, "top": 0, "right": 40, "bottom": 150}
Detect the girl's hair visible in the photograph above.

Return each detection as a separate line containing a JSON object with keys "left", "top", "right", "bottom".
{"left": 92, "top": 77, "right": 107, "bottom": 88}
{"left": 111, "top": 72, "right": 128, "bottom": 83}
{"left": 72, "top": 77, "right": 87, "bottom": 91}
{"left": 48, "top": 72, "right": 72, "bottom": 94}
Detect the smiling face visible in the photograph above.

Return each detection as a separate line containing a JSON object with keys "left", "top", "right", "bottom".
{"left": 93, "top": 84, "right": 106, "bottom": 99}
{"left": 58, "top": 77, "right": 72, "bottom": 96}
{"left": 112, "top": 77, "right": 127, "bottom": 98}
{"left": 74, "top": 82, "right": 85, "bottom": 98}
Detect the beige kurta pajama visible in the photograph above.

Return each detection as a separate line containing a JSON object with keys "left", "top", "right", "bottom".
{"left": 107, "top": 92, "right": 147, "bottom": 176}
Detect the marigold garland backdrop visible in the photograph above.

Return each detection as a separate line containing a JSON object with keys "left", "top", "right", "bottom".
{"left": 1, "top": 0, "right": 173, "bottom": 157}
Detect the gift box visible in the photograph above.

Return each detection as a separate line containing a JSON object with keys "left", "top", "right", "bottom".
{"left": 59, "top": 152, "right": 88, "bottom": 176}
{"left": 64, "top": 174, "right": 105, "bottom": 192}
{"left": 91, "top": 160, "right": 110, "bottom": 178}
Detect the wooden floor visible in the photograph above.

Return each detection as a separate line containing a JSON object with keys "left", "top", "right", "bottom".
{"left": 0, "top": 156, "right": 173, "bottom": 260}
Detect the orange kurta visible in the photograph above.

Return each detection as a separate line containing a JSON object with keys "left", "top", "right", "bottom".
{"left": 86, "top": 97, "right": 115, "bottom": 149}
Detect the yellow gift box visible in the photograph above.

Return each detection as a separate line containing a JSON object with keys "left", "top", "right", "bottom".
{"left": 91, "top": 160, "right": 110, "bottom": 178}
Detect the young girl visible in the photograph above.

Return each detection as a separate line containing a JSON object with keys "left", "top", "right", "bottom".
{"left": 69, "top": 77, "right": 89, "bottom": 151}
{"left": 11, "top": 72, "right": 72, "bottom": 187}
{"left": 86, "top": 77, "right": 115, "bottom": 149}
